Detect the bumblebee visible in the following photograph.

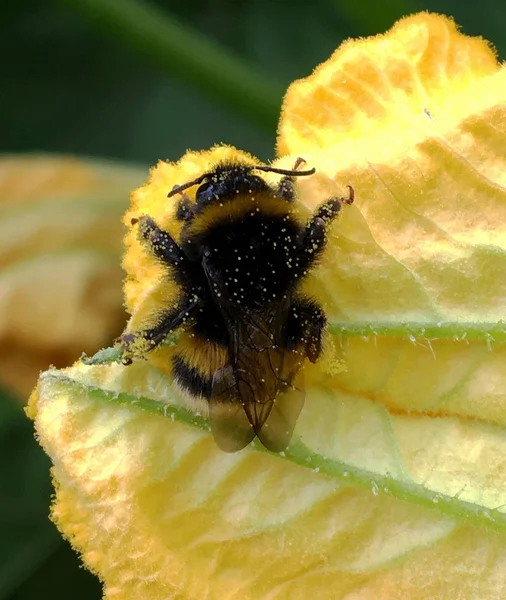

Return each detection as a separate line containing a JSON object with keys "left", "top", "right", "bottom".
{"left": 121, "top": 158, "right": 353, "bottom": 452}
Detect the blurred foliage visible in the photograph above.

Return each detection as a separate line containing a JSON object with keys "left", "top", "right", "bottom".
{"left": 0, "top": 0, "right": 504, "bottom": 598}
{"left": 0, "top": 387, "right": 102, "bottom": 599}
{"left": 0, "top": 155, "right": 143, "bottom": 400}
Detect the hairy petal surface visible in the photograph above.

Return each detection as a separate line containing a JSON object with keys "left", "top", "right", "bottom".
{"left": 278, "top": 12, "right": 506, "bottom": 326}
{"left": 29, "top": 362, "right": 506, "bottom": 600}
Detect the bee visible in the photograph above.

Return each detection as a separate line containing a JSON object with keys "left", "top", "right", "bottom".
{"left": 120, "top": 158, "right": 353, "bottom": 452}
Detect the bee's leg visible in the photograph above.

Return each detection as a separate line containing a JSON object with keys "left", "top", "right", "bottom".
{"left": 312, "top": 185, "right": 353, "bottom": 222}
{"left": 120, "top": 293, "right": 202, "bottom": 364}
{"left": 174, "top": 193, "right": 194, "bottom": 222}
{"left": 296, "top": 186, "right": 354, "bottom": 271}
{"left": 286, "top": 298, "right": 326, "bottom": 363}
{"left": 132, "top": 215, "right": 191, "bottom": 273}
{"left": 276, "top": 157, "right": 310, "bottom": 202}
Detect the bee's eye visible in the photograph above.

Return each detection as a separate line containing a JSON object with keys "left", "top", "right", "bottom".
{"left": 195, "top": 180, "right": 217, "bottom": 209}
{"left": 196, "top": 181, "right": 214, "bottom": 198}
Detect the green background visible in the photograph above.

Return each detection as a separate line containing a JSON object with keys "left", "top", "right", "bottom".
{"left": 1, "top": 0, "right": 503, "bottom": 597}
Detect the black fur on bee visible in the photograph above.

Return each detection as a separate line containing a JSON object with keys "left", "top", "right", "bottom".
{"left": 121, "top": 158, "right": 354, "bottom": 452}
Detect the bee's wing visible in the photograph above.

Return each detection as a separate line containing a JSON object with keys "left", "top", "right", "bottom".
{"left": 203, "top": 257, "right": 305, "bottom": 452}
{"left": 209, "top": 323, "right": 305, "bottom": 453}
{"left": 208, "top": 364, "right": 255, "bottom": 452}
{"left": 253, "top": 368, "right": 305, "bottom": 453}
{"left": 230, "top": 307, "right": 306, "bottom": 452}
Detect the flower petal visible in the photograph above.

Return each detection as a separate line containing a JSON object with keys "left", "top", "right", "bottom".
{"left": 29, "top": 361, "right": 506, "bottom": 599}
{"left": 0, "top": 155, "right": 144, "bottom": 397}
{"left": 278, "top": 12, "right": 498, "bottom": 156}
{"left": 278, "top": 12, "right": 506, "bottom": 326}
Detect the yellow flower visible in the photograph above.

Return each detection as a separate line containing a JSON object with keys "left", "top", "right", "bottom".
{"left": 0, "top": 155, "right": 143, "bottom": 398}
{"left": 28, "top": 13, "right": 506, "bottom": 599}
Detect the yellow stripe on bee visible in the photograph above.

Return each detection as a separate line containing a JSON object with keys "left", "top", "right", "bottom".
{"left": 175, "top": 333, "right": 229, "bottom": 378}
{"left": 187, "top": 193, "right": 299, "bottom": 238}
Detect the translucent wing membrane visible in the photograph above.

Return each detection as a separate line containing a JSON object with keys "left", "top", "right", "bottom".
{"left": 209, "top": 365, "right": 255, "bottom": 453}
{"left": 208, "top": 296, "right": 306, "bottom": 452}
{"left": 255, "top": 371, "right": 305, "bottom": 453}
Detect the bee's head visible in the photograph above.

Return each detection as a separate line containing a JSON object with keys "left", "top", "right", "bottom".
{"left": 167, "top": 160, "right": 316, "bottom": 211}
{"left": 191, "top": 164, "right": 268, "bottom": 210}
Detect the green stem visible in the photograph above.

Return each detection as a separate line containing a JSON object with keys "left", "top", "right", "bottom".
{"left": 85, "top": 320, "right": 506, "bottom": 366}
{"left": 53, "top": 0, "right": 283, "bottom": 131}
{"left": 329, "top": 320, "right": 506, "bottom": 342}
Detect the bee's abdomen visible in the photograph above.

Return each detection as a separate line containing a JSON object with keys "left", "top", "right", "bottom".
{"left": 172, "top": 355, "right": 213, "bottom": 399}
{"left": 172, "top": 331, "right": 229, "bottom": 400}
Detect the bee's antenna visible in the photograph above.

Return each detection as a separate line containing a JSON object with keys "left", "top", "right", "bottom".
{"left": 253, "top": 165, "right": 316, "bottom": 177}
{"left": 167, "top": 173, "right": 208, "bottom": 198}
{"left": 344, "top": 184, "right": 354, "bottom": 205}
